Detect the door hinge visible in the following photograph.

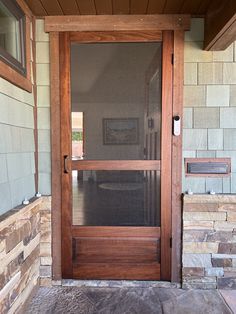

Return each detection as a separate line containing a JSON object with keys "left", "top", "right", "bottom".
{"left": 170, "top": 237, "right": 172, "bottom": 248}
{"left": 171, "top": 53, "right": 174, "bottom": 65}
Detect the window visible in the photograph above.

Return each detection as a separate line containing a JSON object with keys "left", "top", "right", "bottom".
{"left": 0, "top": 0, "right": 26, "bottom": 75}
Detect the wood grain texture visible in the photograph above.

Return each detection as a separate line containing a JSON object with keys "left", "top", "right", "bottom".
{"left": 24, "top": 0, "right": 47, "bottom": 16}
{"left": 180, "top": 0, "right": 203, "bottom": 14}
{"left": 76, "top": 0, "right": 97, "bottom": 14}
{"left": 72, "top": 160, "right": 161, "bottom": 171}
{"left": 112, "top": 0, "right": 130, "bottom": 14}
{"left": 40, "top": 0, "right": 63, "bottom": 15}
{"left": 72, "top": 226, "right": 161, "bottom": 238}
{"left": 147, "top": 0, "right": 166, "bottom": 14}
{"left": 95, "top": 0, "right": 113, "bottom": 14}
{"left": 161, "top": 31, "right": 173, "bottom": 281}
{"left": 163, "top": 0, "right": 184, "bottom": 14}
{"left": 205, "top": 0, "right": 236, "bottom": 50}
{"left": 130, "top": 0, "right": 149, "bottom": 14}
{"left": 73, "top": 263, "right": 160, "bottom": 280}
{"left": 58, "top": 0, "right": 80, "bottom": 15}
{"left": 50, "top": 32, "right": 62, "bottom": 280}
{"left": 171, "top": 30, "right": 184, "bottom": 283}
{"left": 60, "top": 32, "right": 73, "bottom": 278}
{"left": 70, "top": 30, "right": 162, "bottom": 42}
{"left": 45, "top": 15, "right": 191, "bottom": 32}
{"left": 73, "top": 238, "right": 160, "bottom": 263}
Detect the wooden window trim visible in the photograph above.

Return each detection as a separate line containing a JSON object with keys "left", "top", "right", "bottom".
{"left": 0, "top": 0, "right": 32, "bottom": 92}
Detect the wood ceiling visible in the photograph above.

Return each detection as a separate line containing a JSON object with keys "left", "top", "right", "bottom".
{"left": 24, "top": 0, "right": 212, "bottom": 16}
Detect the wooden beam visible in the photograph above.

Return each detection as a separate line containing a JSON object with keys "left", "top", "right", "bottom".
{"left": 45, "top": 14, "right": 190, "bottom": 32}
{"left": 205, "top": 0, "right": 236, "bottom": 51}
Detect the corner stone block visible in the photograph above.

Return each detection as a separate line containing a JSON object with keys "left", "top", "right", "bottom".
{"left": 218, "top": 243, "right": 236, "bottom": 254}
{"left": 183, "top": 212, "right": 226, "bottom": 221}
{"left": 217, "top": 277, "right": 236, "bottom": 289}
{"left": 184, "top": 203, "right": 219, "bottom": 212}
{"left": 214, "top": 221, "right": 236, "bottom": 231}
{"left": 183, "top": 254, "right": 212, "bottom": 267}
{"left": 205, "top": 267, "right": 224, "bottom": 277}
{"left": 212, "top": 258, "right": 232, "bottom": 267}
{"left": 227, "top": 212, "right": 236, "bottom": 221}
{"left": 183, "top": 221, "right": 214, "bottom": 230}
{"left": 182, "top": 267, "right": 205, "bottom": 277}
{"left": 183, "top": 242, "right": 219, "bottom": 254}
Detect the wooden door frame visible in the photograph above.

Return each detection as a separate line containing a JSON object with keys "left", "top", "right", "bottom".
{"left": 50, "top": 27, "right": 185, "bottom": 283}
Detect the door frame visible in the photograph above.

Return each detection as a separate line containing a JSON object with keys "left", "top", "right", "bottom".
{"left": 49, "top": 18, "right": 187, "bottom": 283}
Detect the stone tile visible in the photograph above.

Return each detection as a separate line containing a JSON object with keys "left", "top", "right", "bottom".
{"left": 183, "top": 108, "right": 193, "bottom": 128}
{"left": 213, "top": 44, "right": 234, "bottom": 62}
{"left": 220, "top": 108, "right": 236, "bottom": 128}
{"left": 206, "top": 231, "right": 235, "bottom": 243}
{"left": 185, "top": 18, "right": 204, "bottom": 42}
{"left": 218, "top": 243, "right": 236, "bottom": 254}
{"left": 36, "top": 64, "right": 50, "bottom": 86}
{"left": 212, "top": 258, "right": 232, "bottom": 268}
{"left": 227, "top": 212, "right": 236, "bottom": 222}
{"left": 0, "top": 183, "right": 12, "bottom": 215}
{"left": 37, "top": 86, "right": 50, "bottom": 108}
{"left": 184, "top": 41, "right": 212, "bottom": 63}
{"left": 183, "top": 212, "right": 226, "bottom": 221}
{"left": 230, "top": 85, "right": 236, "bottom": 106}
{"left": 194, "top": 108, "right": 219, "bottom": 128}
{"left": 184, "top": 63, "right": 197, "bottom": 85}
{"left": 217, "top": 277, "right": 236, "bottom": 289}
{"left": 220, "top": 290, "right": 236, "bottom": 313}
{"left": 206, "top": 178, "right": 223, "bottom": 194}
{"left": 205, "top": 267, "right": 224, "bottom": 277}
{"left": 197, "top": 150, "right": 216, "bottom": 158}
{"left": 223, "top": 177, "right": 231, "bottom": 194}
{"left": 183, "top": 220, "right": 214, "bottom": 230}
{"left": 40, "top": 265, "right": 52, "bottom": 277}
{"left": 38, "top": 130, "right": 51, "bottom": 152}
{"left": 36, "top": 42, "right": 49, "bottom": 64}
{"left": 184, "top": 85, "right": 205, "bottom": 107}
{"left": 36, "top": 20, "right": 49, "bottom": 42}
{"left": 0, "top": 154, "right": 8, "bottom": 184}
{"left": 184, "top": 202, "right": 218, "bottom": 212}
{"left": 183, "top": 242, "right": 218, "bottom": 254}
{"left": 183, "top": 230, "right": 209, "bottom": 242}
{"left": 198, "top": 63, "right": 223, "bottom": 85}
{"left": 223, "top": 63, "right": 236, "bottom": 84}
{"left": 37, "top": 108, "right": 50, "bottom": 130}
{"left": 206, "top": 85, "right": 230, "bottom": 107}
{"left": 208, "top": 129, "right": 223, "bottom": 150}
{"left": 38, "top": 152, "right": 51, "bottom": 173}
{"left": 214, "top": 221, "right": 236, "bottom": 231}
{"left": 183, "top": 129, "right": 207, "bottom": 150}
{"left": 182, "top": 267, "right": 204, "bottom": 277}
{"left": 183, "top": 253, "right": 212, "bottom": 267}
{"left": 182, "top": 177, "right": 206, "bottom": 194}
{"left": 224, "top": 129, "right": 236, "bottom": 150}
{"left": 38, "top": 173, "right": 51, "bottom": 195}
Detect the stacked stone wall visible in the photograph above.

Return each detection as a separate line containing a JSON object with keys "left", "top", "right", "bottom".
{"left": 0, "top": 197, "right": 52, "bottom": 313}
{"left": 183, "top": 195, "right": 236, "bottom": 289}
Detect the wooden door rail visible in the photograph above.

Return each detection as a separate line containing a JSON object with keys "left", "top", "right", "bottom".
{"left": 72, "top": 160, "right": 161, "bottom": 171}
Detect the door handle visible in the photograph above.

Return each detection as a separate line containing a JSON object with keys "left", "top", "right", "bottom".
{"left": 64, "top": 155, "right": 70, "bottom": 173}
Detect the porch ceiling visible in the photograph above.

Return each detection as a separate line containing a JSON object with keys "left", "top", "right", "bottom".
{"left": 24, "top": 0, "right": 211, "bottom": 16}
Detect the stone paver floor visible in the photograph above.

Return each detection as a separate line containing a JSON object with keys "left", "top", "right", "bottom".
{"left": 25, "top": 286, "right": 234, "bottom": 314}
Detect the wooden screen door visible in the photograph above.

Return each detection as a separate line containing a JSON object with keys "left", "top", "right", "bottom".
{"left": 60, "top": 31, "right": 173, "bottom": 281}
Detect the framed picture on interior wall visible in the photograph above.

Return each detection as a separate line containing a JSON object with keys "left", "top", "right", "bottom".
{"left": 103, "top": 118, "right": 139, "bottom": 145}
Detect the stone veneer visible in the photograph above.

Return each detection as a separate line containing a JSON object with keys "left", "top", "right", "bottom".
{"left": 0, "top": 197, "right": 52, "bottom": 313}
{"left": 183, "top": 194, "right": 236, "bottom": 289}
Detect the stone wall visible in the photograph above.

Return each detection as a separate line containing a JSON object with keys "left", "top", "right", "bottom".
{"left": 183, "top": 18, "right": 236, "bottom": 194}
{"left": 182, "top": 195, "right": 236, "bottom": 289}
{"left": 0, "top": 197, "right": 52, "bottom": 313}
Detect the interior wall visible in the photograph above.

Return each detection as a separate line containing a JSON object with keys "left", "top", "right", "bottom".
{"left": 183, "top": 18, "right": 236, "bottom": 194}
{"left": 71, "top": 43, "right": 160, "bottom": 160}
{"left": 0, "top": 25, "right": 35, "bottom": 216}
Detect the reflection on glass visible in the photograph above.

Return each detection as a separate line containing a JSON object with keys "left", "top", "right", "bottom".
{"left": 0, "top": 2, "right": 22, "bottom": 62}
{"left": 72, "top": 170, "right": 160, "bottom": 226}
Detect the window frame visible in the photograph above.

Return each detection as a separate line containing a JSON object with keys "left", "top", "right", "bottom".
{"left": 0, "top": 0, "right": 32, "bottom": 92}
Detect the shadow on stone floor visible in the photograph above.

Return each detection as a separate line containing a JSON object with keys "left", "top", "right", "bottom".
{"left": 24, "top": 286, "right": 233, "bottom": 314}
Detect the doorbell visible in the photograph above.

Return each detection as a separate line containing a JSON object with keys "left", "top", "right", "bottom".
{"left": 173, "top": 116, "right": 181, "bottom": 136}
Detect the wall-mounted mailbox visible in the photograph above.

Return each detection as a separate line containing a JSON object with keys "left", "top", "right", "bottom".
{"left": 185, "top": 158, "right": 231, "bottom": 177}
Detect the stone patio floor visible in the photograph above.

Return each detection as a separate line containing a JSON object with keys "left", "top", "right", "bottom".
{"left": 24, "top": 283, "right": 236, "bottom": 314}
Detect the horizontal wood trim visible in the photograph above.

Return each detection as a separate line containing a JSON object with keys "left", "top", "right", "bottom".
{"left": 70, "top": 31, "right": 162, "bottom": 42}
{"left": 45, "top": 15, "right": 191, "bottom": 32}
{"left": 72, "top": 160, "right": 161, "bottom": 171}
{"left": 184, "top": 158, "right": 231, "bottom": 177}
{"left": 73, "top": 262, "right": 160, "bottom": 280}
{"left": 72, "top": 226, "right": 161, "bottom": 238}
{"left": 73, "top": 238, "right": 160, "bottom": 263}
